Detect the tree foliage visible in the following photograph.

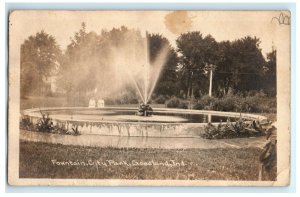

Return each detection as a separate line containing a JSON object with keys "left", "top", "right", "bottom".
{"left": 58, "top": 23, "right": 146, "bottom": 104}
{"left": 214, "top": 37, "right": 267, "bottom": 96}
{"left": 20, "top": 30, "right": 62, "bottom": 98}
{"left": 176, "top": 32, "right": 219, "bottom": 98}
{"left": 262, "top": 49, "right": 277, "bottom": 96}
{"left": 59, "top": 23, "right": 99, "bottom": 97}
{"left": 21, "top": 24, "right": 276, "bottom": 104}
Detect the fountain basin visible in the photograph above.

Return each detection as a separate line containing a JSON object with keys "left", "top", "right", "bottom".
{"left": 22, "top": 107, "right": 267, "bottom": 138}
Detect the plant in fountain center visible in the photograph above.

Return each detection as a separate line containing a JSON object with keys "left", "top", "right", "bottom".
{"left": 136, "top": 103, "right": 153, "bottom": 117}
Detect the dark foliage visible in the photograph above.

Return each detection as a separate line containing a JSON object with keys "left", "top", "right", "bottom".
{"left": 71, "top": 125, "right": 80, "bottom": 136}
{"left": 201, "top": 118, "right": 270, "bottom": 139}
{"left": 20, "top": 115, "right": 35, "bottom": 131}
{"left": 192, "top": 93, "right": 276, "bottom": 113}
{"left": 36, "top": 111, "right": 54, "bottom": 132}
{"left": 20, "top": 25, "right": 276, "bottom": 105}
{"left": 165, "top": 96, "right": 188, "bottom": 109}
{"left": 21, "top": 31, "right": 62, "bottom": 98}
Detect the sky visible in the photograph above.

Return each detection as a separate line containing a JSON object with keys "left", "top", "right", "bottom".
{"left": 10, "top": 10, "right": 288, "bottom": 57}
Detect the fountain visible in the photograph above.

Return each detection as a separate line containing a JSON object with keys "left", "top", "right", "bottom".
{"left": 21, "top": 30, "right": 268, "bottom": 139}
{"left": 112, "top": 31, "right": 169, "bottom": 108}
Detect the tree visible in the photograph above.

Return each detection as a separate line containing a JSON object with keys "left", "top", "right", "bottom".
{"left": 262, "top": 49, "right": 276, "bottom": 96}
{"left": 176, "top": 32, "right": 219, "bottom": 98}
{"left": 59, "top": 22, "right": 100, "bottom": 103}
{"left": 213, "top": 41, "right": 232, "bottom": 96}
{"left": 214, "top": 36, "right": 266, "bottom": 95}
{"left": 21, "top": 31, "right": 62, "bottom": 98}
{"left": 149, "top": 34, "right": 179, "bottom": 98}
{"left": 59, "top": 23, "right": 146, "bottom": 105}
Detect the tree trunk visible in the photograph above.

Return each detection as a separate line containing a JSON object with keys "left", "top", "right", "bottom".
{"left": 189, "top": 71, "right": 194, "bottom": 98}
{"left": 186, "top": 72, "right": 191, "bottom": 99}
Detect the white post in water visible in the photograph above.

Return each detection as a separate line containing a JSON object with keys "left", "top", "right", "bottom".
{"left": 209, "top": 67, "right": 213, "bottom": 97}
{"left": 206, "top": 63, "right": 214, "bottom": 123}
{"left": 208, "top": 65, "right": 212, "bottom": 122}
{"left": 208, "top": 114, "right": 212, "bottom": 123}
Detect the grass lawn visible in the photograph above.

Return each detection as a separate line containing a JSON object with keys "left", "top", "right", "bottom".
{"left": 19, "top": 140, "right": 275, "bottom": 181}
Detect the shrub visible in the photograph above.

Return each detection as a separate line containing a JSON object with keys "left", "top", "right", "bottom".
{"left": 104, "top": 98, "right": 117, "bottom": 105}
{"left": 20, "top": 115, "right": 35, "bottom": 131}
{"left": 53, "top": 122, "right": 68, "bottom": 134}
{"left": 105, "top": 95, "right": 139, "bottom": 105}
{"left": 193, "top": 95, "right": 216, "bottom": 110}
{"left": 241, "top": 96, "right": 261, "bottom": 113}
{"left": 193, "top": 102, "right": 205, "bottom": 110}
{"left": 165, "top": 96, "right": 188, "bottom": 109}
{"left": 178, "top": 101, "right": 189, "bottom": 109}
{"left": 213, "top": 96, "right": 238, "bottom": 112}
{"left": 261, "top": 97, "right": 276, "bottom": 113}
{"left": 240, "top": 93, "right": 276, "bottom": 113}
{"left": 20, "top": 112, "right": 82, "bottom": 136}
{"left": 193, "top": 93, "right": 276, "bottom": 113}
{"left": 153, "top": 95, "right": 168, "bottom": 104}
{"left": 37, "top": 112, "right": 54, "bottom": 132}
{"left": 201, "top": 118, "right": 268, "bottom": 139}
{"left": 120, "top": 94, "right": 139, "bottom": 104}
{"left": 71, "top": 125, "right": 80, "bottom": 136}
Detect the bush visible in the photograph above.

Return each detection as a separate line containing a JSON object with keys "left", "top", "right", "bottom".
{"left": 37, "top": 112, "right": 54, "bottom": 132}
{"left": 241, "top": 96, "right": 261, "bottom": 113}
{"left": 193, "top": 95, "right": 216, "bottom": 110}
{"left": 105, "top": 96, "right": 139, "bottom": 105}
{"left": 104, "top": 98, "right": 117, "bottom": 105}
{"left": 165, "top": 96, "right": 188, "bottom": 109}
{"left": 153, "top": 95, "right": 168, "bottom": 104}
{"left": 19, "top": 113, "right": 82, "bottom": 135}
{"left": 193, "top": 102, "right": 205, "bottom": 110}
{"left": 240, "top": 93, "right": 276, "bottom": 113}
{"left": 53, "top": 122, "right": 68, "bottom": 134}
{"left": 193, "top": 93, "right": 276, "bottom": 113}
{"left": 20, "top": 115, "right": 35, "bottom": 131}
{"left": 201, "top": 118, "right": 269, "bottom": 139}
{"left": 214, "top": 96, "right": 238, "bottom": 112}
{"left": 71, "top": 125, "right": 80, "bottom": 136}
{"left": 262, "top": 97, "right": 276, "bottom": 113}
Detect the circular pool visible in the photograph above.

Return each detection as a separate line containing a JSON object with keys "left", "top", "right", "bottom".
{"left": 22, "top": 107, "right": 266, "bottom": 138}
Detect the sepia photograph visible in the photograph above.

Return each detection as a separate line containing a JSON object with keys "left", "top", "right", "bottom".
{"left": 8, "top": 10, "right": 291, "bottom": 186}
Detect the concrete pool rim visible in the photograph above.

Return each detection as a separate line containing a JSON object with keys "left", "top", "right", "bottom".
{"left": 22, "top": 106, "right": 268, "bottom": 124}
{"left": 21, "top": 107, "right": 268, "bottom": 138}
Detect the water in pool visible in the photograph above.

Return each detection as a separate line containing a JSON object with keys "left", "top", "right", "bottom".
{"left": 32, "top": 108, "right": 236, "bottom": 123}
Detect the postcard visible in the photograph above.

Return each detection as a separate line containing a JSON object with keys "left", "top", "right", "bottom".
{"left": 8, "top": 10, "right": 290, "bottom": 186}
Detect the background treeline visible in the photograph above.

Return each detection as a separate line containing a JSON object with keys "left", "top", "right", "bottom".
{"left": 20, "top": 23, "right": 276, "bottom": 113}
